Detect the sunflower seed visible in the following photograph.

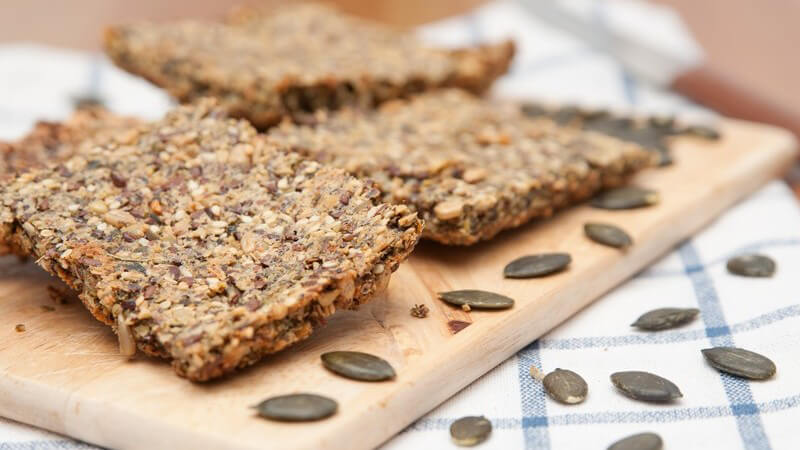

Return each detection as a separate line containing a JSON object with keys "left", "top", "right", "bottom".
{"left": 321, "top": 351, "right": 396, "bottom": 381}
{"left": 701, "top": 347, "right": 776, "bottom": 380}
{"left": 542, "top": 368, "right": 588, "bottom": 404}
{"left": 726, "top": 254, "right": 775, "bottom": 277}
{"left": 438, "top": 290, "right": 514, "bottom": 310}
{"left": 584, "top": 223, "right": 633, "bottom": 249}
{"left": 631, "top": 307, "right": 700, "bottom": 331}
{"left": 253, "top": 393, "right": 337, "bottom": 422}
{"left": 503, "top": 253, "right": 571, "bottom": 278}
{"left": 610, "top": 371, "right": 682, "bottom": 403}
{"left": 450, "top": 416, "right": 492, "bottom": 446}
{"left": 608, "top": 432, "right": 663, "bottom": 450}
{"left": 591, "top": 187, "right": 659, "bottom": 210}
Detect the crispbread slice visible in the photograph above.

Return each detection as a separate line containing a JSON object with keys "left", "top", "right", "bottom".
{"left": 0, "top": 100, "right": 422, "bottom": 381}
{"left": 266, "top": 89, "right": 656, "bottom": 245}
{"left": 103, "top": 2, "right": 514, "bottom": 128}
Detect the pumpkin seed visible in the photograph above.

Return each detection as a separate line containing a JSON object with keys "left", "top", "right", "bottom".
{"left": 450, "top": 416, "right": 492, "bottom": 446}
{"left": 591, "top": 187, "right": 659, "bottom": 210}
{"left": 701, "top": 347, "right": 776, "bottom": 380}
{"left": 438, "top": 290, "right": 514, "bottom": 310}
{"left": 503, "top": 253, "right": 571, "bottom": 278}
{"left": 321, "top": 351, "right": 396, "bottom": 381}
{"left": 655, "top": 149, "right": 673, "bottom": 167}
{"left": 584, "top": 223, "right": 632, "bottom": 249}
{"left": 253, "top": 393, "right": 337, "bottom": 422}
{"left": 683, "top": 124, "right": 721, "bottom": 140}
{"left": 610, "top": 371, "right": 682, "bottom": 403}
{"left": 648, "top": 116, "right": 675, "bottom": 130}
{"left": 542, "top": 368, "right": 588, "bottom": 404}
{"left": 520, "top": 103, "right": 548, "bottom": 117}
{"left": 608, "top": 432, "right": 663, "bottom": 450}
{"left": 631, "top": 307, "right": 700, "bottom": 331}
{"left": 552, "top": 106, "right": 581, "bottom": 125}
{"left": 726, "top": 254, "right": 775, "bottom": 278}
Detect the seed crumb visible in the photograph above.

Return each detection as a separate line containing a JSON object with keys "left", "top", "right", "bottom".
{"left": 15, "top": 324, "right": 25, "bottom": 332}
{"left": 461, "top": 304, "right": 471, "bottom": 312}
{"left": 410, "top": 304, "right": 429, "bottom": 318}
{"left": 447, "top": 320, "right": 471, "bottom": 334}
{"left": 529, "top": 365, "right": 545, "bottom": 381}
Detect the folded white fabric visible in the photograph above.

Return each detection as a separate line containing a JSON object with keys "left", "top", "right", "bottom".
{"left": 0, "top": 1, "right": 796, "bottom": 449}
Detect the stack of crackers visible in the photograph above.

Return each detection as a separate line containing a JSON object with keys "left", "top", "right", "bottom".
{"left": 0, "top": 3, "right": 654, "bottom": 381}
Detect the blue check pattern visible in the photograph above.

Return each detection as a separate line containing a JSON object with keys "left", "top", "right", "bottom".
{"left": 0, "top": 1, "right": 797, "bottom": 449}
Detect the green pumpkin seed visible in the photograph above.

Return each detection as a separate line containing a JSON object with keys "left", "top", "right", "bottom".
{"left": 701, "top": 347, "right": 776, "bottom": 380}
{"left": 608, "top": 432, "right": 663, "bottom": 450}
{"left": 591, "top": 187, "right": 659, "bottom": 210}
{"left": 655, "top": 149, "right": 673, "bottom": 167}
{"left": 321, "top": 351, "right": 396, "bottom": 381}
{"left": 726, "top": 254, "right": 775, "bottom": 277}
{"left": 683, "top": 124, "right": 721, "bottom": 140}
{"left": 631, "top": 307, "right": 700, "bottom": 331}
{"left": 584, "top": 223, "right": 633, "bottom": 249}
{"left": 610, "top": 371, "right": 682, "bottom": 403}
{"left": 503, "top": 253, "right": 571, "bottom": 278}
{"left": 438, "top": 290, "right": 514, "bottom": 310}
{"left": 648, "top": 116, "right": 675, "bottom": 130}
{"left": 520, "top": 103, "right": 548, "bottom": 117}
{"left": 450, "top": 416, "right": 492, "bottom": 446}
{"left": 551, "top": 106, "right": 580, "bottom": 125}
{"left": 253, "top": 393, "right": 337, "bottom": 422}
{"left": 542, "top": 368, "right": 588, "bottom": 404}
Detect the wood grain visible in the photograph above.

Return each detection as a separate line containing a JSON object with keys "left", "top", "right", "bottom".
{"left": 0, "top": 119, "right": 795, "bottom": 449}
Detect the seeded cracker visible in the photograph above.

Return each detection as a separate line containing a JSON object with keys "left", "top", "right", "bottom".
{"left": 103, "top": 3, "right": 514, "bottom": 129}
{"left": 267, "top": 90, "right": 655, "bottom": 245}
{"left": 0, "top": 100, "right": 422, "bottom": 381}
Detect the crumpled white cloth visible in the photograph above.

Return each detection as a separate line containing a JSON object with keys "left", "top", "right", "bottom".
{"left": 0, "top": 1, "right": 797, "bottom": 449}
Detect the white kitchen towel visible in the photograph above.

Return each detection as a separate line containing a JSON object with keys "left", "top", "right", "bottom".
{"left": 0, "top": 1, "right": 797, "bottom": 449}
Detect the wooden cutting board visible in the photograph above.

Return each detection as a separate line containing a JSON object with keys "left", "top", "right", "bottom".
{"left": 0, "top": 119, "right": 795, "bottom": 450}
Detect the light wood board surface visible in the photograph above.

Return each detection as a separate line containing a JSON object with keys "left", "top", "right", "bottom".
{"left": 0, "top": 119, "right": 795, "bottom": 450}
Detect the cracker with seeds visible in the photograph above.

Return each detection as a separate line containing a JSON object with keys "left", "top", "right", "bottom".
{"left": 103, "top": 2, "right": 514, "bottom": 129}
{"left": 0, "top": 100, "right": 422, "bottom": 381}
{"left": 267, "top": 90, "right": 655, "bottom": 245}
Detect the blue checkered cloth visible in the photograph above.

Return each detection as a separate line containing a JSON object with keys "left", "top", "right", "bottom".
{"left": 0, "top": 1, "right": 798, "bottom": 449}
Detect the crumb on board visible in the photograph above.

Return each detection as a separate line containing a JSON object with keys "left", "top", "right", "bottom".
{"left": 461, "top": 304, "right": 471, "bottom": 312}
{"left": 15, "top": 324, "right": 25, "bottom": 332}
{"left": 410, "top": 304, "right": 429, "bottom": 318}
{"left": 448, "top": 320, "right": 471, "bottom": 334}
{"left": 529, "top": 365, "right": 545, "bottom": 381}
